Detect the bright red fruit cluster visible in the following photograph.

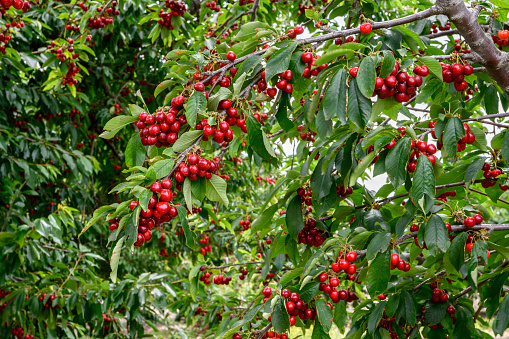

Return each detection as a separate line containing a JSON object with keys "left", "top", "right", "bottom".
{"left": 135, "top": 105, "right": 186, "bottom": 147}
{"left": 239, "top": 219, "right": 251, "bottom": 230}
{"left": 407, "top": 139, "right": 438, "bottom": 172}
{"left": 390, "top": 253, "right": 411, "bottom": 271}
{"left": 301, "top": 52, "right": 328, "bottom": 78}
{"left": 440, "top": 62, "right": 473, "bottom": 91}
{"left": 175, "top": 154, "right": 221, "bottom": 182}
{"left": 205, "top": 0, "right": 220, "bottom": 12}
{"left": 297, "top": 218, "right": 327, "bottom": 247}
{"left": 158, "top": 0, "right": 186, "bottom": 28}
{"left": 87, "top": 1, "right": 120, "bottom": 29}
{"left": 429, "top": 121, "right": 476, "bottom": 153}
{"left": 463, "top": 213, "right": 483, "bottom": 228}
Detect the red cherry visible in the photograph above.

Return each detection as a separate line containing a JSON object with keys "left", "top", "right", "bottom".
{"left": 226, "top": 51, "right": 236, "bottom": 62}
{"left": 346, "top": 251, "right": 357, "bottom": 262}
{"left": 360, "top": 23, "right": 372, "bottom": 34}
{"left": 390, "top": 253, "right": 400, "bottom": 266}
{"left": 473, "top": 214, "right": 483, "bottom": 224}
{"left": 349, "top": 67, "right": 359, "bottom": 78}
{"left": 377, "top": 293, "right": 386, "bottom": 300}
{"left": 466, "top": 243, "right": 474, "bottom": 252}
{"left": 464, "top": 217, "right": 475, "bottom": 228}
{"left": 301, "top": 52, "right": 313, "bottom": 63}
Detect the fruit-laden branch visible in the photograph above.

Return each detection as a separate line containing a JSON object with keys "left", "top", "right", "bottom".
{"left": 376, "top": 178, "right": 501, "bottom": 207}
{"left": 435, "top": 0, "right": 509, "bottom": 94}
{"left": 453, "top": 261, "right": 509, "bottom": 299}
{"left": 205, "top": 261, "right": 264, "bottom": 270}
{"left": 423, "top": 25, "right": 490, "bottom": 39}
{"left": 203, "top": 7, "right": 440, "bottom": 83}
{"left": 398, "top": 223, "right": 509, "bottom": 243}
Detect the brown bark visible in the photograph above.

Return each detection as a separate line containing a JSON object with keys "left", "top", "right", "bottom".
{"left": 436, "top": 0, "right": 509, "bottom": 94}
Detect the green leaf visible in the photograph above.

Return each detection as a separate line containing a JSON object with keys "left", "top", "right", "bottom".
{"left": 151, "top": 159, "right": 175, "bottom": 179}
{"left": 366, "top": 232, "right": 391, "bottom": 260}
{"left": 399, "top": 291, "right": 416, "bottom": 326}
{"left": 417, "top": 56, "right": 443, "bottom": 81}
{"left": 265, "top": 41, "right": 298, "bottom": 83}
{"left": 110, "top": 236, "right": 125, "bottom": 283}
{"left": 129, "top": 104, "right": 145, "bottom": 116}
{"left": 385, "top": 294, "right": 400, "bottom": 318}
{"left": 464, "top": 157, "right": 485, "bottom": 183}
{"left": 183, "top": 178, "right": 193, "bottom": 212}
{"left": 424, "top": 301, "right": 447, "bottom": 326}
{"left": 125, "top": 133, "right": 145, "bottom": 168}
{"left": 443, "top": 117, "right": 465, "bottom": 157}
{"left": 368, "top": 301, "right": 386, "bottom": 333}
{"left": 311, "top": 158, "right": 334, "bottom": 199}
{"left": 154, "top": 80, "right": 173, "bottom": 98}
{"left": 205, "top": 174, "right": 229, "bottom": 205}
{"left": 448, "top": 232, "right": 468, "bottom": 272}
{"left": 286, "top": 195, "right": 304, "bottom": 240}
{"left": 251, "top": 204, "right": 278, "bottom": 233}
{"left": 425, "top": 215, "right": 448, "bottom": 256}
{"left": 357, "top": 56, "right": 376, "bottom": 98}
{"left": 233, "top": 21, "right": 273, "bottom": 41}
{"left": 411, "top": 155, "right": 435, "bottom": 213}
{"left": 185, "top": 91, "right": 207, "bottom": 128}
{"left": 103, "top": 115, "right": 138, "bottom": 132}
{"left": 271, "top": 297, "right": 290, "bottom": 334}
{"left": 322, "top": 69, "right": 347, "bottom": 121}
{"left": 489, "top": 0, "right": 509, "bottom": 8}
{"left": 175, "top": 205, "right": 196, "bottom": 248}
{"left": 189, "top": 264, "right": 201, "bottom": 301}
{"left": 139, "top": 189, "right": 152, "bottom": 211}
{"left": 316, "top": 299, "right": 333, "bottom": 333}
{"left": 305, "top": 9, "right": 321, "bottom": 21}
{"left": 275, "top": 92, "right": 294, "bottom": 132}
{"left": 379, "top": 50, "right": 395, "bottom": 78}
{"left": 501, "top": 129, "right": 509, "bottom": 163}
{"left": 333, "top": 301, "right": 347, "bottom": 332}
{"left": 312, "top": 318, "right": 331, "bottom": 339}
{"left": 299, "top": 282, "right": 319, "bottom": 303}
{"left": 367, "top": 251, "right": 391, "bottom": 297}
{"left": 173, "top": 130, "right": 203, "bottom": 152}
{"left": 207, "top": 87, "right": 232, "bottom": 111}
{"left": 385, "top": 138, "right": 411, "bottom": 188}
{"left": 246, "top": 115, "right": 276, "bottom": 160}
{"left": 349, "top": 151, "right": 376, "bottom": 187}
{"left": 348, "top": 79, "right": 372, "bottom": 131}
{"left": 280, "top": 267, "right": 304, "bottom": 286}
{"left": 484, "top": 86, "right": 499, "bottom": 116}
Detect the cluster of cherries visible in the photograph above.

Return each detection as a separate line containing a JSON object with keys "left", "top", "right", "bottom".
{"left": 428, "top": 121, "right": 472, "bottom": 153}
{"left": 0, "top": 289, "right": 10, "bottom": 310}
{"left": 297, "top": 187, "right": 313, "bottom": 206}
{"left": 11, "top": 326, "right": 33, "bottom": 339}
{"left": 336, "top": 184, "right": 353, "bottom": 198}
{"left": 205, "top": 0, "right": 220, "bottom": 12}
{"left": 297, "top": 218, "right": 327, "bottom": 247}
{"left": 198, "top": 117, "right": 236, "bottom": 145}
{"left": 237, "top": 266, "right": 249, "bottom": 280}
{"left": 390, "top": 252, "right": 411, "bottom": 272}
{"left": 135, "top": 105, "right": 186, "bottom": 147}
{"left": 255, "top": 176, "right": 276, "bottom": 184}
{"left": 436, "top": 190, "right": 457, "bottom": 203}
{"left": 46, "top": 38, "right": 79, "bottom": 61}
{"left": 440, "top": 62, "right": 473, "bottom": 92}
{"left": 1, "top": 0, "right": 30, "bottom": 11}
{"left": 406, "top": 139, "right": 438, "bottom": 172}
{"left": 174, "top": 154, "right": 221, "bottom": 182}
{"left": 87, "top": 2, "right": 120, "bottom": 29}
{"left": 0, "top": 27, "right": 14, "bottom": 54}
{"left": 38, "top": 293, "right": 59, "bottom": 309}
{"left": 199, "top": 235, "right": 212, "bottom": 255}
{"left": 157, "top": 1, "right": 186, "bottom": 29}
{"left": 286, "top": 24, "right": 304, "bottom": 39}
{"left": 463, "top": 213, "right": 483, "bottom": 228}
{"left": 428, "top": 21, "right": 451, "bottom": 34}
{"left": 351, "top": 62, "right": 428, "bottom": 103}
{"left": 194, "top": 307, "right": 208, "bottom": 316}
{"left": 62, "top": 62, "right": 81, "bottom": 86}
{"left": 301, "top": 52, "right": 328, "bottom": 79}
{"left": 452, "top": 39, "right": 471, "bottom": 54}
{"left": 101, "top": 314, "right": 116, "bottom": 334}
{"left": 492, "top": 31, "right": 509, "bottom": 51}
{"left": 239, "top": 219, "right": 251, "bottom": 231}
{"left": 77, "top": 1, "right": 89, "bottom": 11}
{"left": 334, "top": 36, "right": 359, "bottom": 46}
{"left": 481, "top": 162, "right": 503, "bottom": 188}
{"left": 376, "top": 313, "right": 401, "bottom": 339}
{"left": 297, "top": 125, "right": 317, "bottom": 142}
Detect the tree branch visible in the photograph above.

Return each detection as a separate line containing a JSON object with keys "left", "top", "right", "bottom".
{"left": 435, "top": 0, "right": 509, "bottom": 94}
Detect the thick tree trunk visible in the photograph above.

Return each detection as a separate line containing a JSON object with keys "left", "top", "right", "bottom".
{"left": 436, "top": 0, "right": 509, "bottom": 94}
